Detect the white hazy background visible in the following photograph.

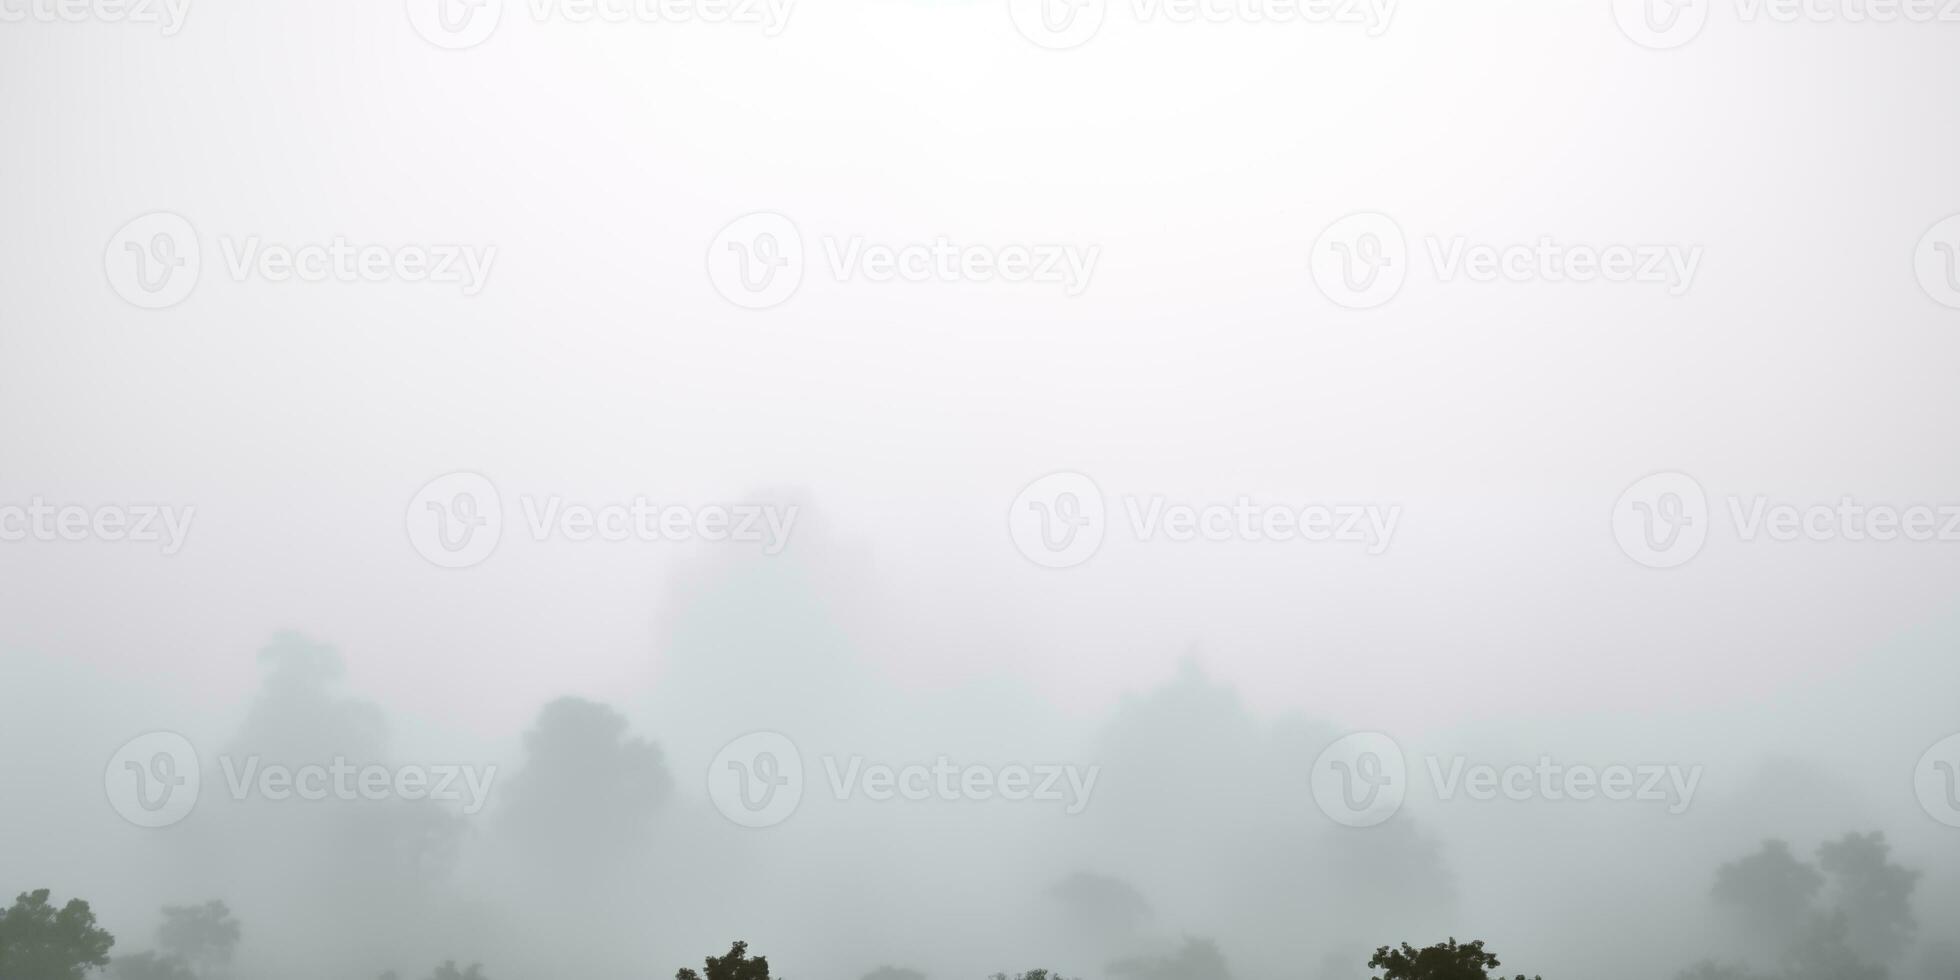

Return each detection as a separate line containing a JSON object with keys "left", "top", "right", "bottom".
{"left": 3, "top": 2, "right": 1959, "bottom": 980}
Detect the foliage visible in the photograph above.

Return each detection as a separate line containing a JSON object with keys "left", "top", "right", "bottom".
{"left": 1109, "top": 938, "right": 1231, "bottom": 980}
{"left": 108, "top": 952, "right": 195, "bottom": 980}
{"left": 678, "top": 941, "right": 774, "bottom": 980}
{"left": 0, "top": 890, "right": 117, "bottom": 980}
{"left": 1817, "top": 831, "right": 1918, "bottom": 963}
{"left": 156, "top": 901, "right": 241, "bottom": 975}
{"left": 988, "top": 970, "right": 1077, "bottom": 980}
{"left": 1706, "top": 832, "right": 1917, "bottom": 980}
{"left": 859, "top": 968, "right": 925, "bottom": 980}
{"left": 1712, "top": 841, "right": 1825, "bottom": 950}
{"left": 1048, "top": 872, "right": 1151, "bottom": 939}
{"left": 1368, "top": 938, "right": 1539, "bottom": 980}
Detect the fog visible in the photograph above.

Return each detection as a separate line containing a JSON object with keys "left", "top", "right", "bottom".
{"left": 4, "top": 1, "right": 1960, "bottom": 979}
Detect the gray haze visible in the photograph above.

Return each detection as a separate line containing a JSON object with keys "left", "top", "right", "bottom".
{"left": 4, "top": 1, "right": 1960, "bottom": 980}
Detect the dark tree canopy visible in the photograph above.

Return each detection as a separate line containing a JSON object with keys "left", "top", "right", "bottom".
{"left": 0, "top": 890, "right": 116, "bottom": 980}
{"left": 679, "top": 941, "right": 774, "bottom": 980}
{"left": 988, "top": 970, "right": 1077, "bottom": 980}
{"left": 1368, "top": 939, "right": 1539, "bottom": 980}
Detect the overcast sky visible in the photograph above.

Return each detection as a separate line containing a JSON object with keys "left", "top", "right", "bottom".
{"left": 3, "top": 3, "right": 1959, "bottom": 979}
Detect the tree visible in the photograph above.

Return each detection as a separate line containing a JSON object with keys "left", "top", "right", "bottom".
{"left": 678, "top": 942, "right": 773, "bottom": 980}
{"left": 1368, "top": 939, "right": 1540, "bottom": 980}
{"left": 425, "top": 962, "right": 486, "bottom": 980}
{"left": 859, "top": 968, "right": 925, "bottom": 980}
{"left": 988, "top": 971, "right": 1076, "bottom": 980}
{"left": 1694, "top": 833, "right": 1921, "bottom": 980}
{"left": 156, "top": 901, "right": 240, "bottom": 976}
{"left": 1816, "top": 831, "right": 1917, "bottom": 964}
{"left": 0, "top": 890, "right": 116, "bottom": 980}
{"left": 108, "top": 952, "right": 195, "bottom": 980}
{"left": 1780, "top": 917, "right": 1885, "bottom": 980}
{"left": 1673, "top": 964, "right": 1772, "bottom": 980}
{"left": 1048, "top": 872, "right": 1151, "bottom": 940}
{"left": 1711, "top": 841, "right": 1825, "bottom": 952}
{"left": 1110, "top": 938, "right": 1231, "bottom": 980}
{"left": 500, "top": 698, "right": 674, "bottom": 870}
